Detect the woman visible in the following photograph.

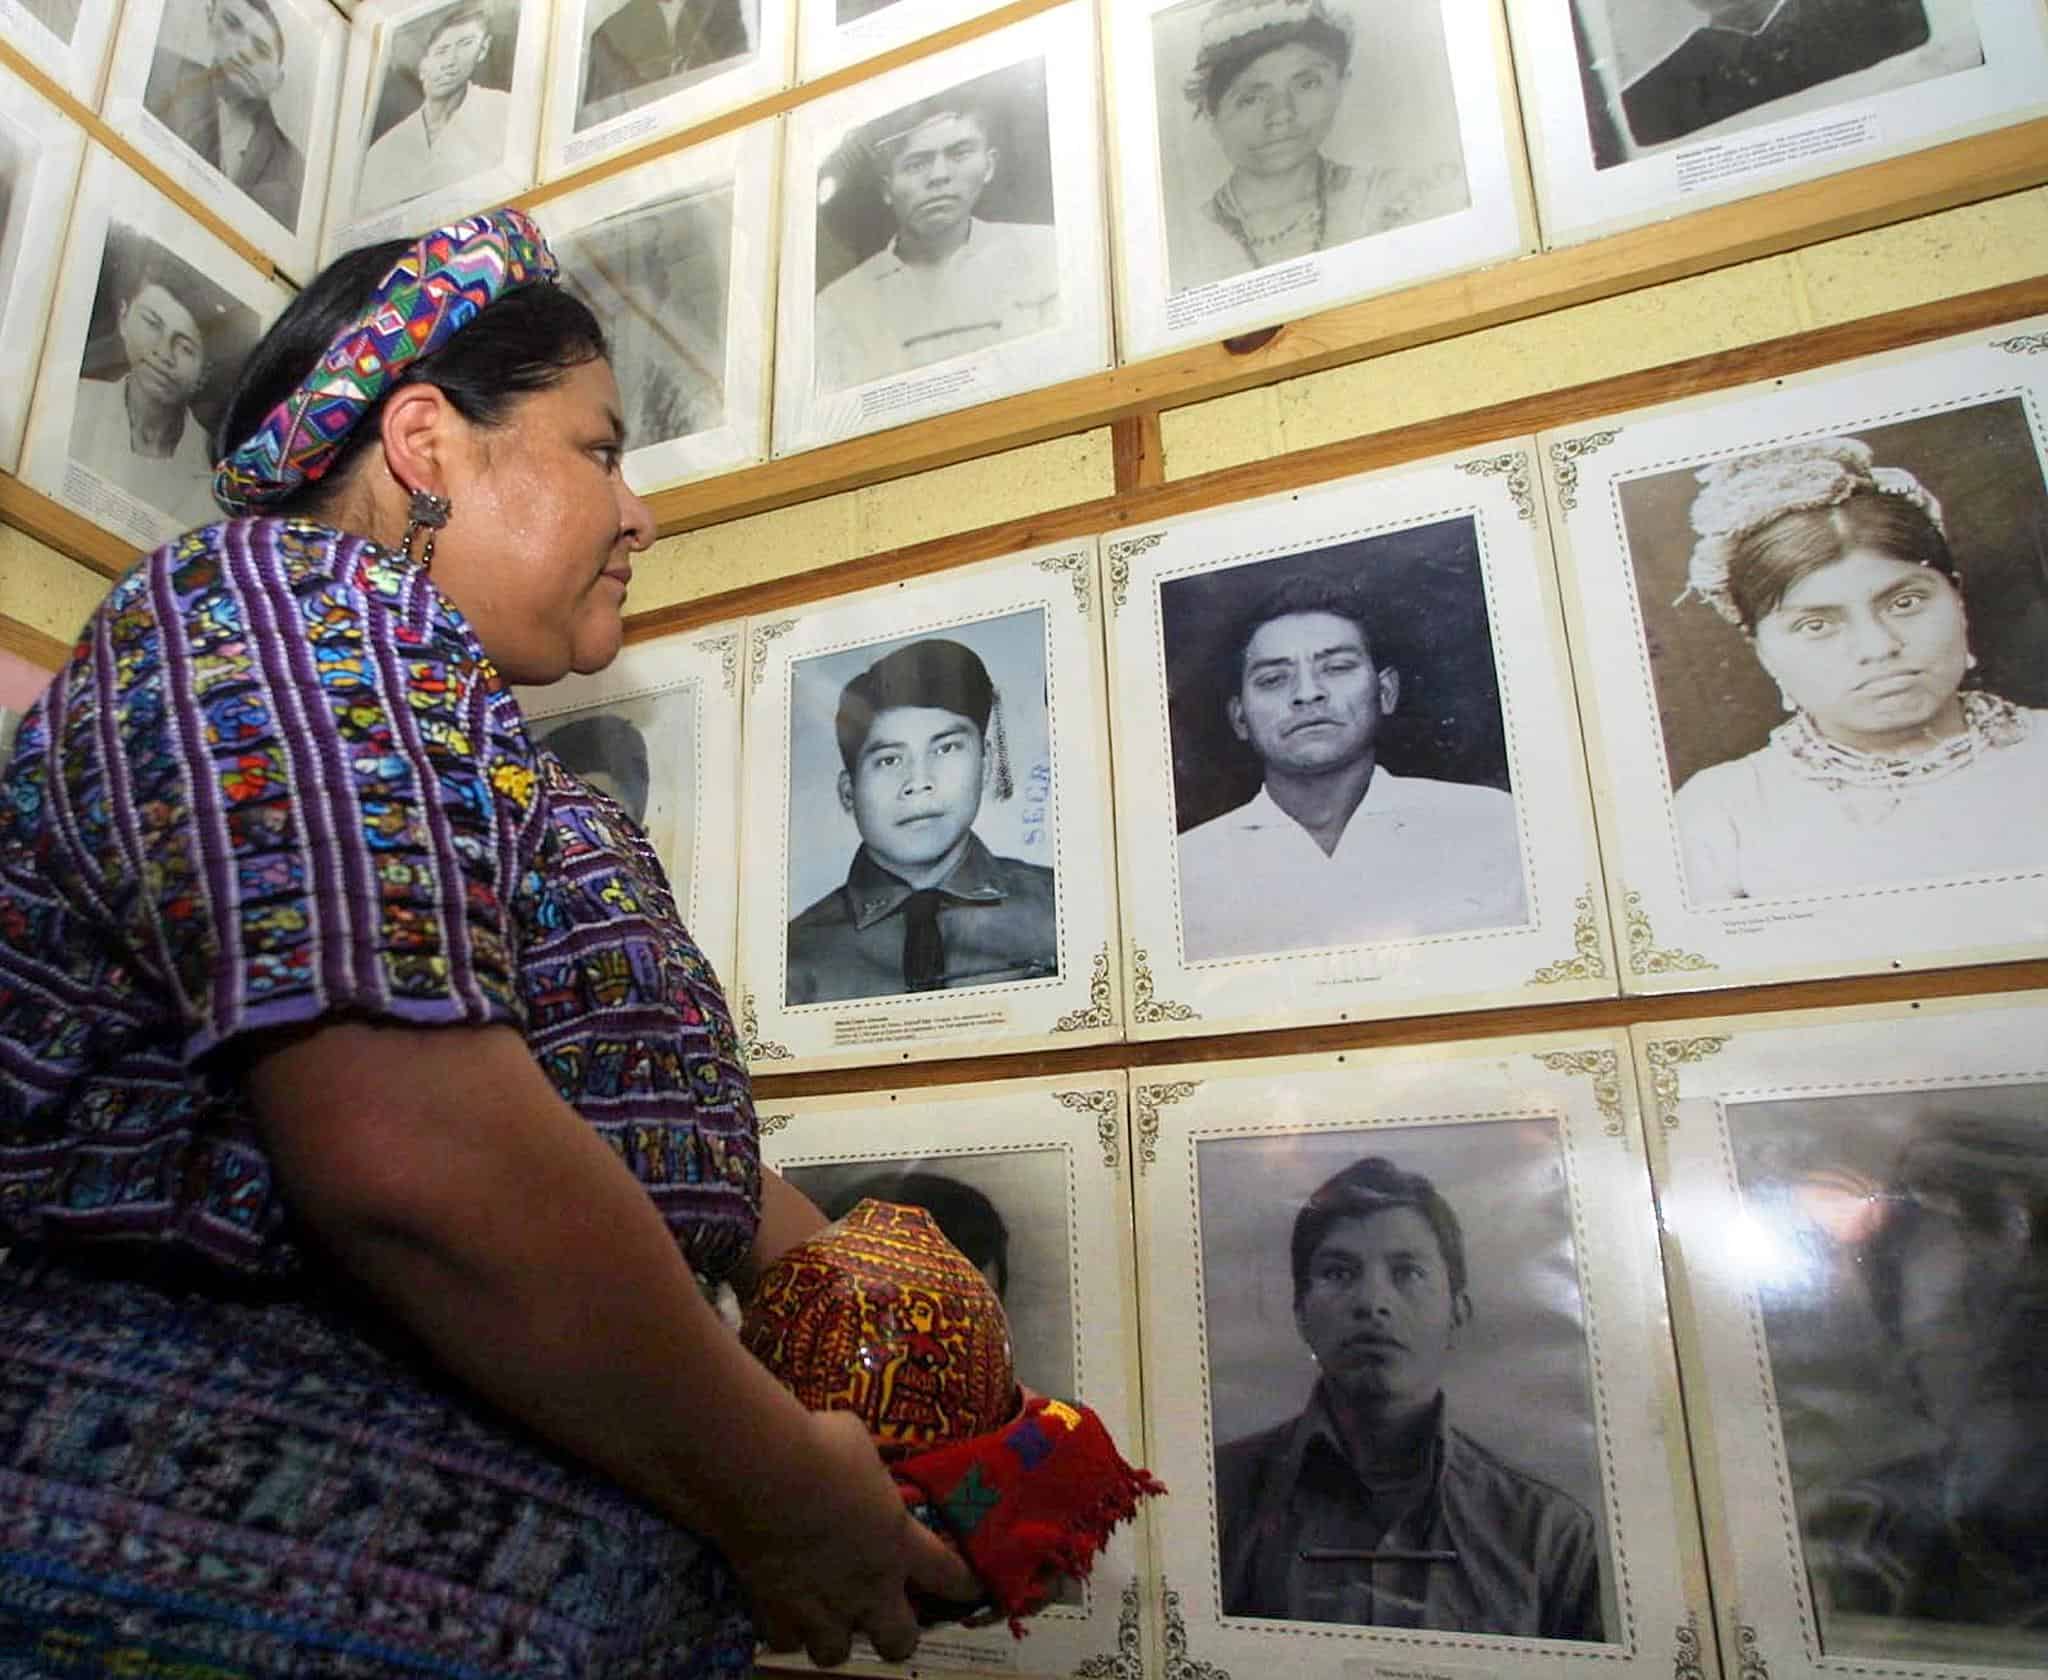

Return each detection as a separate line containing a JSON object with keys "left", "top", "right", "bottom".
{"left": 1672, "top": 437, "right": 2048, "bottom": 903}
{"left": 0, "top": 209, "right": 974, "bottom": 1675}
{"left": 1169, "top": 0, "right": 1466, "bottom": 293}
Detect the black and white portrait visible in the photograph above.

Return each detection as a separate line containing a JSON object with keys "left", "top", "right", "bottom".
{"left": 810, "top": 56, "right": 1059, "bottom": 394}
{"left": 1162, "top": 521, "right": 1527, "bottom": 962}
{"left": 355, "top": 0, "right": 519, "bottom": 217}
{"left": 556, "top": 186, "right": 731, "bottom": 453}
{"left": 783, "top": 611, "right": 1058, "bottom": 1007}
{"left": 1723, "top": 1083, "right": 2048, "bottom": 1661}
{"left": 1149, "top": 0, "right": 1468, "bottom": 295}
{"left": 1198, "top": 1120, "right": 1609, "bottom": 1637}
{"left": 1615, "top": 403, "right": 2048, "bottom": 907}
{"left": 1580, "top": 0, "right": 1983, "bottom": 162}
{"left": 9, "top": 0, "right": 80, "bottom": 43}
{"left": 575, "top": 0, "right": 755, "bottom": 133}
{"left": 139, "top": 0, "right": 311, "bottom": 231}
{"left": 782, "top": 1148, "right": 1075, "bottom": 1402}
{"left": 531, "top": 685, "right": 698, "bottom": 901}
{"left": 66, "top": 224, "right": 260, "bottom": 531}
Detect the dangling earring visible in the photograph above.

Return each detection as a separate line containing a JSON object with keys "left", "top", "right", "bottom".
{"left": 1966, "top": 652, "right": 1980, "bottom": 671}
{"left": 401, "top": 487, "right": 452, "bottom": 571}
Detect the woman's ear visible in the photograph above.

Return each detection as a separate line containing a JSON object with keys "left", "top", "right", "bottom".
{"left": 376, "top": 382, "right": 461, "bottom": 502}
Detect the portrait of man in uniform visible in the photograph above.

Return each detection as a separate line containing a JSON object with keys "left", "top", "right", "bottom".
{"left": 1207, "top": 1143, "right": 1606, "bottom": 1637}
{"left": 1166, "top": 545, "right": 1526, "bottom": 963}
{"left": 811, "top": 61, "right": 1060, "bottom": 394}
{"left": 577, "top": 0, "right": 752, "bottom": 131}
{"left": 356, "top": 0, "right": 513, "bottom": 216}
{"left": 784, "top": 631, "right": 1058, "bottom": 1006}
{"left": 143, "top": 0, "right": 306, "bottom": 230}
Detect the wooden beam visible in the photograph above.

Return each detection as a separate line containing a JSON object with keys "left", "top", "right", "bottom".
{"left": 0, "top": 473, "right": 140, "bottom": 582}
{"left": 1110, "top": 412, "right": 1164, "bottom": 495}
{"left": 624, "top": 271, "right": 2048, "bottom": 643}
{"left": 638, "top": 121, "right": 2048, "bottom": 539}
{"left": 0, "top": 613, "right": 70, "bottom": 673}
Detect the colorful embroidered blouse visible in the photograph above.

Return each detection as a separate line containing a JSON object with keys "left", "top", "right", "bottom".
{"left": 0, "top": 518, "right": 760, "bottom": 1279}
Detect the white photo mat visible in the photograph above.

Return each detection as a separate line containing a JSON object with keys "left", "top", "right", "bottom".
{"left": 0, "top": 70, "right": 85, "bottom": 474}
{"left": 516, "top": 619, "right": 747, "bottom": 988}
{"left": 323, "top": 0, "right": 548, "bottom": 259}
{"left": 0, "top": 0, "right": 120, "bottom": 104}
{"left": 1103, "top": 442, "right": 1616, "bottom": 1040}
{"left": 20, "top": 145, "right": 292, "bottom": 549}
{"left": 1130, "top": 1032, "right": 1713, "bottom": 1680}
{"left": 539, "top": 0, "right": 790, "bottom": 182}
{"left": 1104, "top": 0, "right": 1535, "bottom": 361}
{"left": 1509, "top": 0, "right": 2048, "bottom": 247}
{"left": 771, "top": 2, "right": 1112, "bottom": 456}
{"left": 795, "top": 0, "right": 1013, "bottom": 81}
{"left": 754, "top": 1071, "right": 1154, "bottom": 1680}
{"left": 1637, "top": 989, "right": 2048, "bottom": 1679}
{"left": 1541, "top": 315, "right": 2048, "bottom": 994}
{"left": 733, "top": 538, "right": 1124, "bottom": 1071}
{"left": 100, "top": 0, "right": 346, "bottom": 279}
{"left": 538, "top": 122, "right": 778, "bottom": 493}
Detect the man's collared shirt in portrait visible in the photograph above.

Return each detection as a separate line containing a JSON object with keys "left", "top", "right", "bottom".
{"left": 357, "top": 84, "right": 511, "bottom": 214}
{"left": 1175, "top": 773, "right": 1526, "bottom": 962}
{"left": 143, "top": 47, "right": 305, "bottom": 228}
{"left": 812, "top": 217, "right": 1060, "bottom": 393}
{"left": 1217, "top": 1386, "right": 1604, "bottom": 1638}
{"left": 1620, "top": 0, "right": 1931, "bottom": 149}
{"left": 69, "top": 375, "right": 219, "bottom": 530}
{"left": 785, "top": 832, "right": 1056, "bottom": 1005}
{"left": 580, "top": 0, "right": 746, "bottom": 119}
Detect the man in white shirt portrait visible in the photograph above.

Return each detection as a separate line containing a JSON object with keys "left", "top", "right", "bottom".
{"left": 812, "top": 90, "right": 1060, "bottom": 394}
{"left": 1175, "top": 574, "right": 1527, "bottom": 961}
{"left": 357, "top": 1, "right": 509, "bottom": 216}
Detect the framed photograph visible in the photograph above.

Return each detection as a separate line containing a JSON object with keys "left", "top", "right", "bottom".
{"left": 0, "top": 68, "right": 84, "bottom": 474}
{"left": 541, "top": 122, "right": 776, "bottom": 493}
{"left": 732, "top": 539, "right": 1123, "bottom": 1071}
{"left": 1542, "top": 314, "right": 2048, "bottom": 993}
{"left": 19, "top": 145, "right": 290, "bottom": 549}
{"left": 323, "top": 0, "right": 546, "bottom": 258}
{"left": 1509, "top": 0, "right": 2048, "bottom": 246}
{"left": 1104, "top": 442, "right": 1615, "bottom": 1040}
{"left": 0, "top": 0, "right": 119, "bottom": 104}
{"left": 515, "top": 619, "right": 746, "bottom": 987}
{"left": 1130, "top": 1033, "right": 1712, "bottom": 1677}
{"left": 795, "top": 0, "right": 1011, "bottom": 81}
{"left": 539, "top": 0, "right": 788, "bottom": 182}
{"left": 1639, "top": 988, "right": 2048, "bottom": 1676}
{"left": 771, "top": 2, "right": 1111, "bottom": 456}
{"left": 756, "top": 1071, "right": 1153, "bottom": 1678}
{"left": 99, "top": 0, "right": 345, "bottom": 279}
{"left": 1105, "top": 0, "right": 1534, "bottom": 361}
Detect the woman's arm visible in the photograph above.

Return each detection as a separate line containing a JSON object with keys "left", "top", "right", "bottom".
{"left": 740, "top": 1166, "right": 829, "bottom": 1295}
{"left": 246, "top": 1018, "right": 976, "bottom": 1668}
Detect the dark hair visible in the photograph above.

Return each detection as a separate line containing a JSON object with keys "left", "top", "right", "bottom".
{"left": 825, "top": 1171, "right": 1011, "bottom": 1299}
{"left": 1228, "top": 572, "right": 1376, "bottom": 691}
{"left": 539, "top": 711, "right": 649, "bottom": 823}
{"left": 212, "top": 239, "right": 606, "bottom": 514}
{"left": 873, "top": 97, "right": 996, "bottom": 168}
{"left": 833, "top": 638, "right": 994, "bottom": 773}
{"left": 423, "top": 0, "right": 491, "bottom": 53}
{"left": 224, "top": 0, "right": 287, "bottom": 60}
{"left": 1728, "top": 490, "right": 1958, "bottom": 631}
{"left": 1861, "top": 1112, "right": 2048, "bottom": 1341}
{"left": 1291, "top": 1156, "right": 1467, "bottom": 1307}
{"left": 1186, "top": 15, "right": 1352, "bottom": 117}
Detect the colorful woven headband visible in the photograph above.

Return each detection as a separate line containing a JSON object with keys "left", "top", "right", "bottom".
{"left": 213, "top": 207, "right": 559, "bottom": 514}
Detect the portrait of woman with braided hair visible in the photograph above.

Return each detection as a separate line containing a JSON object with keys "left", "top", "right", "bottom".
{"left": 1669, "top": 435, "right": 2048, "bottom": 904}
{"left": 0, "top": 207, "right": 980, "bottom": 1674}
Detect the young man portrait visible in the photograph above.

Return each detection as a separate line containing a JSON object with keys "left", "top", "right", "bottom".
{"left": 1174, "top": 572, "right": 1526, "bottom": 961}
{"left": 1215, "top": 1154, "right": 1605, "bottom": 1637}
{"left": 812, "top": 81, "right": 1059, "bottom": 393}
{"left": 578, "top": 0, "right": 749, "bottom": 130}
{"left": 143, "top": 0, "right": 306, "bottom": 229}
{"left": 357, "top": 1, "right": 509, "bottom": 215}
{"left": 785, "top": 636, "right": 1057, "bottom": 1005}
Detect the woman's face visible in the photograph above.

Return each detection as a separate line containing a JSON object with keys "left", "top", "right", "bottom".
{"left": 1751, "top": 546, "right": 1971, "bottom": 752}
{"left": 431, "top": 357, "right": 653, "bottom": 687}
{"left": 1211, "top": 41, "right": 1344, "bottom": 180}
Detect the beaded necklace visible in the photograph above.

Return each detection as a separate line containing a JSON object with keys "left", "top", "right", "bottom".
{"left": 1776, "top": 692, "right": 2026, "bottom": 791}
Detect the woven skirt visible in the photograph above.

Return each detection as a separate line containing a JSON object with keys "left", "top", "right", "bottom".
{"left": 0, "top": 1250, "right": 754, "bottom": 1679}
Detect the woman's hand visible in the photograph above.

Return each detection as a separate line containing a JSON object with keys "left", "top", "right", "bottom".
{"left": 733, "top": 1410, "right": 981, "bottom": 1668}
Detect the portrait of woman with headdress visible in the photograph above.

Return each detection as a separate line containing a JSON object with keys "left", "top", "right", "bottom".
{"left": 1671, "top": 437, "right": 2048, "bottom": 904}
{"left": 1161, "top": 0, "right": 1467, "bottom": 294}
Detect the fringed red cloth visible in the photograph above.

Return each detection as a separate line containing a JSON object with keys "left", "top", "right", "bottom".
{"left": 890, "top": 1394, "right": 1166, "bottom": 1635}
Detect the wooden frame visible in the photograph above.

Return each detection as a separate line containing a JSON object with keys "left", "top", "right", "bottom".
{"left": 0, "top": 67, "right": 85, "bottom": 475}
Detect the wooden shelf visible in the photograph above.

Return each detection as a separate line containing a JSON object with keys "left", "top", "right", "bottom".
{"left": 0, "top": 474, "right": 139, "bottom": 583}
